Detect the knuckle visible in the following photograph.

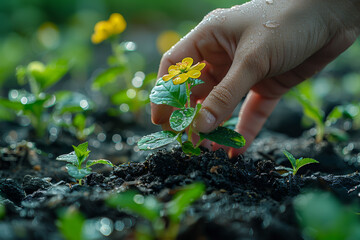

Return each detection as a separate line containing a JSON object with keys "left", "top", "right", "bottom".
{"left": 209, "top": 84, "right": 235, "bottom": 109}
{"left": 240, "top": 48, "right": 269, "bottom": 80}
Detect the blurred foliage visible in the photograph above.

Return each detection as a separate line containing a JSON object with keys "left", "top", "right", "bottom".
{"left": 294, "top": 191, "right": 360, "bottom": 240}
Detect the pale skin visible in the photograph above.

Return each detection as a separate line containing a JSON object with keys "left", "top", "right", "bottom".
{"left": 152, "top": 0, "right": 360, "bottom": 157}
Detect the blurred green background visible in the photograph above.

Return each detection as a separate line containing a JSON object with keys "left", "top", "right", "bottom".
{"left": 0, "top": 0, "right": 359, "bottom": 98}
{"left": 0, "top": 0, "right": 248, "bottom": 93}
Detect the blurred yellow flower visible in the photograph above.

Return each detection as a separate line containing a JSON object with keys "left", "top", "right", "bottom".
{"left": 156, "top": 30, "right": 181, "bottom": 54}
{"left": 163, "top": 57, "right": 206, "bottom": 85}
{"left": 91, "top": 13, "right": 127, "bottom": 44}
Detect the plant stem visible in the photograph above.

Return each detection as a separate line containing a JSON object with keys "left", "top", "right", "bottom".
{"left": 185, "top": 82, "right": 191, "bottom": 108}
{"left": 195, "top": 139, "right": 204, "bottom": 148}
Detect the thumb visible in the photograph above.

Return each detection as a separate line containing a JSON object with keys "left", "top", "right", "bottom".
{"left": 193, "top": 49, "right": 268, "bottom": 133}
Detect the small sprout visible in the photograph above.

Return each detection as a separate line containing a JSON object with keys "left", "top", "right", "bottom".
{"left": 56, "top": 142, "right": 113, "bottom": 185}
{"left": 289, "top": 82, "right": 352, "bottom": 143}
{"left": 138, "top": 57, "right": 246, "bottom": 156}
{"left": 282, "top": 150, "right": 319, "bottom": 176}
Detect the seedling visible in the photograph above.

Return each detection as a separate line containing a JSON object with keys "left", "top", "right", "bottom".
{"left": 138, "top": 57, "right": 245, "bottom": 156}
{"left": 0, "top": 60, "right": 95, "bottom": 139}
{"left": 107, "top": 182, "right": 205, "bottom": 240}
{"left": 56, "top": 142, "right": 113, "bottom": 185}
{"left": 281, "top": 150, "right": 319, "bottom": 176}
{"left": 91, "top": 13, "right": 156, "bottom": 115}
{"left": 289, "top": 83, "right": 349, "bottom": 143}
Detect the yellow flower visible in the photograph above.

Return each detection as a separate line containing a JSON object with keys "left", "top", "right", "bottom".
{"left": 162, "top": 57, "right": 206, "bottom": 85}
{"left": 91, "top": 13, "right": 127, "bottom": 44}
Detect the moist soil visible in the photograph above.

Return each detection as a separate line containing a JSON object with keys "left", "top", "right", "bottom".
{"left": 0, "top": 127, "right": 360, "bottom": 240}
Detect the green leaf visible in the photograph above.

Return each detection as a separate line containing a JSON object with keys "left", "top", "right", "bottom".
{"left": 170, "top": 107, "right": 196, "bottom": 131}
{"left": 149, "top": 78, "right": 187, "bottom": 109}
{"left": 15, "top": 66, "right": 27, "bottom": 85}
{"left": 56, "top": 152, "right": 79, "bottom": 166}
{"left": 222, "top": 117, "right": 239, "bottom": 129}
{"left": 295, "top": 158, "right": 319, "bottom": 172}
{"left": 92, "top": 66, "right": 126, "bottom": 90}
{"left": 0, "top": 202, "right": 5, "bottom": 220}
{"left": 189, "top": 78, "right": 204, "bottom": 89}
{"left": 199, "top": 126, "right": 246, "bottom": 148}
{"left": 106, "top": 191, "right": 161, "bottom": 221}
{"left": 282, "top": 150, "right": 297, "bottom": 170}
{"left": 72, "top": 142, "right": 90, "bottom": 165}
{"left": 29, "top": 59, "right": 69, "bottom": 92}
{"left": 289, "top": 90, "right": 324, "bottom": 127}
{"left": 57, "top": 207, "right": 85, "bottom": 240}
{"left": 138, "top": 131, "right": 179, "bottom": 150}
{"left": 327, "top": 127, "right": 349, "bottom": 142}
{"left": 66, "top": 164, "right": 92, "bottom": 180}
{"left": 73, "top": 113, "right": 86, "bottom": 131}
{"left": 0, "top": 98, "right": 23, "bottom": 112}
{"left": 86, "top": 159, "right": 114, "bottom": 168}
{"left": 166, "top": 183, "right": 205, "bottom": 221}
{"left": 55, "top": 91, "right": 94, "bottom": 114}
{"left": 181, "top": 141, "right": 201, "bottom": 156}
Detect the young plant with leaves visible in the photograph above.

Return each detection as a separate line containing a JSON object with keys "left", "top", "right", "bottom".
{"left": 289, "top": 83, "right": 349, "bottom": 143}
{"left": 279, "top": 150, "right": 319, "bottom": 176}
{"left": 91, "top": 13, "right": 156, "bottom": 116}
{"left": 107, "top": 182, "right": 205, "bottom": 240}
{"left": 138, "top": 57, "right": 245, "bottom": 156}
{"left": 56, "top": 142, "right": 113, "bottom": 185}
{"left": 0, "top": 60, "right": 95, "bottom": 139}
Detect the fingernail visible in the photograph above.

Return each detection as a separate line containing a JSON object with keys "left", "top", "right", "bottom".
{"left": 193, "top": 108, "right": 216, "bottom": 133}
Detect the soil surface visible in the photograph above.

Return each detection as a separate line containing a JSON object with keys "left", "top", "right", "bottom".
{"left": 0, "top": 128, "right": 360, "bottom": 240}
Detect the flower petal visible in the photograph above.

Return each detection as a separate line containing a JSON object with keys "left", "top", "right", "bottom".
{"left": 190, "top": 62, "right": 206, "bottom": 71}
{"left": 109, "top": 13, "right": 127, "bottom": 34}
{"left": 163, "top": 73, "right": 175, "bottom": 81}
{"left": 182, "top": 57, "right": 193, "bottom": 68}
{"left": 172, "top": 73, "right": 189, "bottom": 85}
{"left": 187, "top": 70, "right": 201, "bottom": 79}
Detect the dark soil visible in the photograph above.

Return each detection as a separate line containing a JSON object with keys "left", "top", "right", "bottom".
{"left": 0, "top": 129, "right": 360, "bottom": 240}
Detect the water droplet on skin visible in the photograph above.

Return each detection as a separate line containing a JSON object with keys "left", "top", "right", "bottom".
{"left": 266, "top": 0, "right": 274, "bottom": 4}
{"left": 263, "top": 20, "right": 280, "bottom": 28}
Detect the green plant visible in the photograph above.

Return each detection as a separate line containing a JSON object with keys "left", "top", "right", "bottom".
{"left": 0, "top": 201, "right": 5, "bottom": 220}
{"left": 281, "top": 150, "right": 319, "bottom": 176}
{"left": 0, "top": 60, "right": 95, "bottom": 139}
{"left": 91, "top": 13, "right": 156, "bottom": 116}
{"left": 137, "top": 57, "right": 245, "bottom": 156}
{"left": 294, "top": 191, "right": 360, "bottom": 240}
{"left": 57, "top": 207, "right": 86, "bottom": 240}
{"left": 56, "top": 142, "right": 113, "bottom": 185}
{"left": 289, "top": 83, "right": 349, "bottom": 143}
{"left": 107, "top": 182, "right": 205, "bottom": 240}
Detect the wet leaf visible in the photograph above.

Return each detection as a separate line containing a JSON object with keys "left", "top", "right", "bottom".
{"left": 170, "top": 107, "right": 196, "bottom": 131}
{"left": 189, "top": 78, "right": 204, "bottom": 89}
{"left": 149, "top": 78, "right": 187, "bottom": 109}
{"left": 66, "top": 164, "right": 91, "bottom": 180}
{"left": 92, "top": 66, "right": 126, "bottom": 90}
{"left": 56, "top": 152, "right": 78, "bottom": 166}
{"left": 138, "top": 131, "right": 179, "bottom": 150}
{"left": 283, "top": 150, "right": 297, "bottom": 170}
{"left": 199, "top": 126, "right": 245, "bottom": 148}
{"left": 181, "top": 141, "right": 201, "bottom": 156}
{"left": 295, "top": 158, "right": 319, "bottom": 171}
{"left": 72, "top": 142, "right": 90, "bottom": 165}
{"left": 86, "top": 159, "right": 114, "bottom": 168}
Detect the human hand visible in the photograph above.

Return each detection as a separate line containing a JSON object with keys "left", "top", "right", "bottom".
{"left": 152, "top": 0, "right": 360, "bottom": 156}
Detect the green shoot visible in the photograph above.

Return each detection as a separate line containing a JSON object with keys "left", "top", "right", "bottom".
{"left": 138, "top": 57, "right": 245, "bottom": 156}
{"left": 0, "top": 202, "right": 5, "bottom": 220}
{"left": 57, "top": 207, "right": 86, "bottom": 240}
{"left": 107, "top": 182, "right": 205, "bottom": 240}
{"left": 282, "top": 150, "right": 319, "bottom": 176}
{"left": 56, "top": 142, "right": 114, "bottom": 185}
{"left": 289, "top": 82, "right": 351, "bottom": 143}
